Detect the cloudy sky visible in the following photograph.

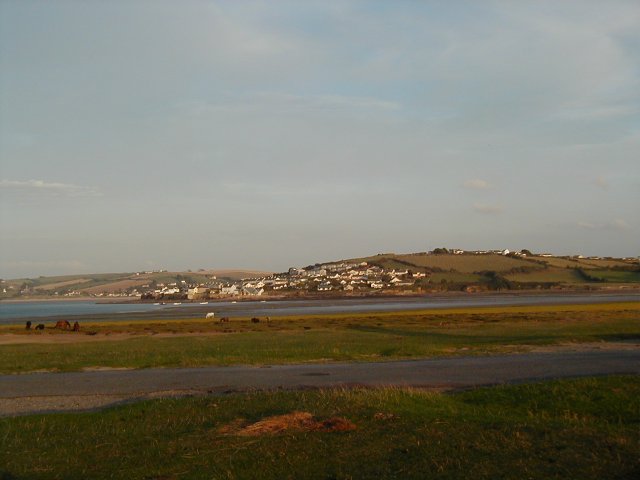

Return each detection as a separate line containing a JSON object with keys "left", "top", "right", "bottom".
{"left": 1, "top": 0, "right": 639, "bottom": 278}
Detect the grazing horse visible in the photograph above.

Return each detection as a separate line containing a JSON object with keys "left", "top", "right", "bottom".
{"left": 55, "top": 320, "right": 71, "bottom": 330}
{"left": 251, "top": 317, "right": 260, "bottom": 323}
{"left": 72, "top": 321, "right": 80, "bottom": 332}
{"left": 35, "top": 324, "right": 45, "bottom": 330}
{"left": 25, "top": 321, "right": 32, "bottom": 330}
{"left": 219, "top": 317, "right": 230, "bottom": 323}
{"left": 205, "top": 312, "right": 215, "bottom": 319}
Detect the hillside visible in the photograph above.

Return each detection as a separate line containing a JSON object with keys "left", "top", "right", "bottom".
{"left": 0, "top": 269, "right": 273, "bottom": 300}
{"left": 337, "top": 251, "right": 640, "bottom": 290}
{"left": 2, "top": 251, "right": 639, "bottom": 300}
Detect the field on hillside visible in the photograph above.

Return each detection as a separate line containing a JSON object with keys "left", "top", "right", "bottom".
{"left": 588, "top": 270, "right": 640, "bottom": 282}
{"left": 428, "top": 272, "right": 484, "bottom": 283}
{"left": 1, "top": 303, "right": 637, "bottom": 374}
{"left": 1, "top": 376, "right": 638, "bottom": 479}
{"left": 356, "top": 253, "right": 540, "bottom": 273}
{"left": 32, "top": 278, "right": 93, "bottom": 291}
{"left": 505, "top": 268, "right": 585, "bottom": 283}
{"left": 528, "top": 256, "right": 633, "bottom": 269}
{"left": 349, "top": 252, "right": 639, "bottom": 287}
{"left": 0, "top": 269, "right": 274, "bottom": 299}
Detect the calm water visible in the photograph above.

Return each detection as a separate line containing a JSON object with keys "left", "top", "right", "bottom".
{"left": 1, "top": 293, "right": 638, "bottom": 325}
{"left": 0, "top": 300, "right": 166, "bottom": 321}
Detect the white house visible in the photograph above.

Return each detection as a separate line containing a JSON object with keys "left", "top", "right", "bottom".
{"left": 220, "top": 285, "right": 239, "bottom": 295}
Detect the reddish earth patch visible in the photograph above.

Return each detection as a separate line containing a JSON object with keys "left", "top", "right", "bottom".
{"left": 219, "top": 411, "right": 356, "bottom": 436}
{"left": 373, "top": 412, "right": 400, "bottom": 421}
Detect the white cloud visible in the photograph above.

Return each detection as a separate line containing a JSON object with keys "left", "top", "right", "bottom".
{"left": 463, "top": 179, "right": 492, "bottom": 190}
{"left": 0, "top": 179, "right": 102, "bottom": 197}
{"left": 594, "top": 176, "right": 609, "bottom": 190}
{"left": 577, "top": 221, "right": 597, "bottom": 229}
{"left": 577, "top": 218, "right": 630, "bottom": 231}
{"left": 473, "top": 203, "right": 503, "bottom": 214}
{"left": 609, "top": 218, "right": 631, "bottom": 230}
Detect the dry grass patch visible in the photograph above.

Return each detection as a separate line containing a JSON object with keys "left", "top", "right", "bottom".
{"left": 220, "top": 411, "right": 357, "bottom": 436}
{"left": 33, "top": 279, "right": 92, "bottom": 291}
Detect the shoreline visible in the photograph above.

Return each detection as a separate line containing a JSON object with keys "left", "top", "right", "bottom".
{"left": 0, "top": 296, "right": 140, "bottom": 305}
{"left": 1, "top": 292, "right": 638, "bottom": 326}
{"left": 2, "top": 285, "right": 639, "bottom": 306}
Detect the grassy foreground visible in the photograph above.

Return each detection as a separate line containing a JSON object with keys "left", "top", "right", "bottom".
{"left": 1, "top": 376, "right": 638, "bottom": 479}
{"left": 1, "top": 303, "right": 638, "bottom": 373}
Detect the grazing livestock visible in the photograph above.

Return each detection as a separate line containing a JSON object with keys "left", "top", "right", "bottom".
{"left": 55, "top": 320, "right": 71, "bottom": 330}
{"left": 73, "top": 321, "right": 80, "bottom": 332}
{"left": 205, "top": 312, "right": 215, "bottom": 319}
{"left": 219, "top": 317, "right": 230, "bottom": 323}
{"left": 251, "top": 317, "right": 260, "bottom": 323}
{"left": 25, "top": 321, "right": 32, "bottom": 330}
{"left": 35, "top": 324, "right": 45, "bottom": 330}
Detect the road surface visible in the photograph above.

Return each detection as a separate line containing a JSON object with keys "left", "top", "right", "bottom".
{"left": 1, "top": 349, "right": 638, "bottom": 416}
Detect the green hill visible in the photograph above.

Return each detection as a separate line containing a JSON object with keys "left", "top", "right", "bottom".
{"left": 337, "top": 251, "right": 640, "bottom": 291}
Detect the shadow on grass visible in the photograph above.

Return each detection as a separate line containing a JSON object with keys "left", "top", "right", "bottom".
{"left": 347, "top": 325, "right": 560, "bottom": 345}
{"left": 596, "top": 333, "right": 640, "bottom": 342}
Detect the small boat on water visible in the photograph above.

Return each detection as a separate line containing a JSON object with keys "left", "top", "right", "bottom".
{"left": 173, "top": 302, "right": 182, "bottom": 305}
{"left": 200, "top": 302, "right": 209, "bottom": 305}
{"left": 153, "top": 303, "right": 160, "bottom": 305}
{"left": 231, "top": 301, "right": 237, "bottom": 304}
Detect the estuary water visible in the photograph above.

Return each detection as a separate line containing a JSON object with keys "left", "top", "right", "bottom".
{"left": 1, "top": 293, "right": 638, "bottom": 325}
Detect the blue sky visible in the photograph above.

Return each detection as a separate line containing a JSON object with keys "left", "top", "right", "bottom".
{"left": 1, "top": 0, "right": 639, "bottom": 278}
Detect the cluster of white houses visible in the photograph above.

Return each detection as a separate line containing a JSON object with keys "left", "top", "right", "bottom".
{"left": 143, "top": 262, "right": 426, "bottom": 300}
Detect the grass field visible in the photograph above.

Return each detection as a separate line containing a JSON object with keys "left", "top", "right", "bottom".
{"left": 346, "top": 253, "right": 639, "bottom": 287}
{"left": 1, "top": 303, "right": 638, "bottom": 374}
{"left": 587, "top": 270, "right": 640, "bottom": 283}
{"left": 427, "top": 272, "right": 484, "bottom": 283}
{"left": 1, "top": 376, "right": 638, "bottom": 479}
{"left": 505, "top": 268, "right": 585, "bottom": 283}
{"left": 355, "top": 253, "right": 540, "bottom": 273}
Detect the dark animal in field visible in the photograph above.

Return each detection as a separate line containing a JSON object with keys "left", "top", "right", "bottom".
{"left": 55, "top": 320, "right": 71, "bottom": 330}
{"left": 251, "top": 317, "right": 260, "bottom": 323}
{"left": 35, "top": 324, "right": 45, "bottom": 330}
{"left": 219, "top": 317, "right": 230, "bottom": 323}
{"left": 25, "top": 321, "right": 32, "bottom": 330}
{"left": 73, "top": 321, "right": 80, "bottom": 332}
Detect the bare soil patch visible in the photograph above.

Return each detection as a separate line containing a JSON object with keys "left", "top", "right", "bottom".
{"left": 219, "top": 411, "right": 356, "bottom": 436}
{"left": 0, "top": 331, "right": 224, "bottom": 345}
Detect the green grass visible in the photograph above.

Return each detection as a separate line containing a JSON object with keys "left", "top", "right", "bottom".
{"left": 428, "top": 272, "right": 484, "bottom": 283}
{"left": 354, "top": 253, "right": 539, "bottom": 273}
{"left": 587, "top": 270, "right": 640, "bottom": 283}
{"left": 1, "top": 303, "right": 638, "bottom": 373}
{"left": 505, "top": 267, "right": 585, "bottom": 283}
{"left": 1, "top": 376, "right": 638, "bottom": 479}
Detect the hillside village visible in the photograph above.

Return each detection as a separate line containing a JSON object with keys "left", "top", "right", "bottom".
{"left": 3, "top": 249, "right": 638, "bottom": 301}
{"left": 138, "top": 248, "right": 639, "bottom": 300}
{"left": 143, "top": 261, "right": 425, "bottom": 301}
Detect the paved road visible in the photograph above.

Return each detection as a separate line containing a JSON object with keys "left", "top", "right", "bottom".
{"left": 1, "top": 350, "right": 638, "bottom": 414}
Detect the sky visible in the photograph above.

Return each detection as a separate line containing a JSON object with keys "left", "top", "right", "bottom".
{"left": 1, "top": 0, "right": 639, "bottom": 278}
